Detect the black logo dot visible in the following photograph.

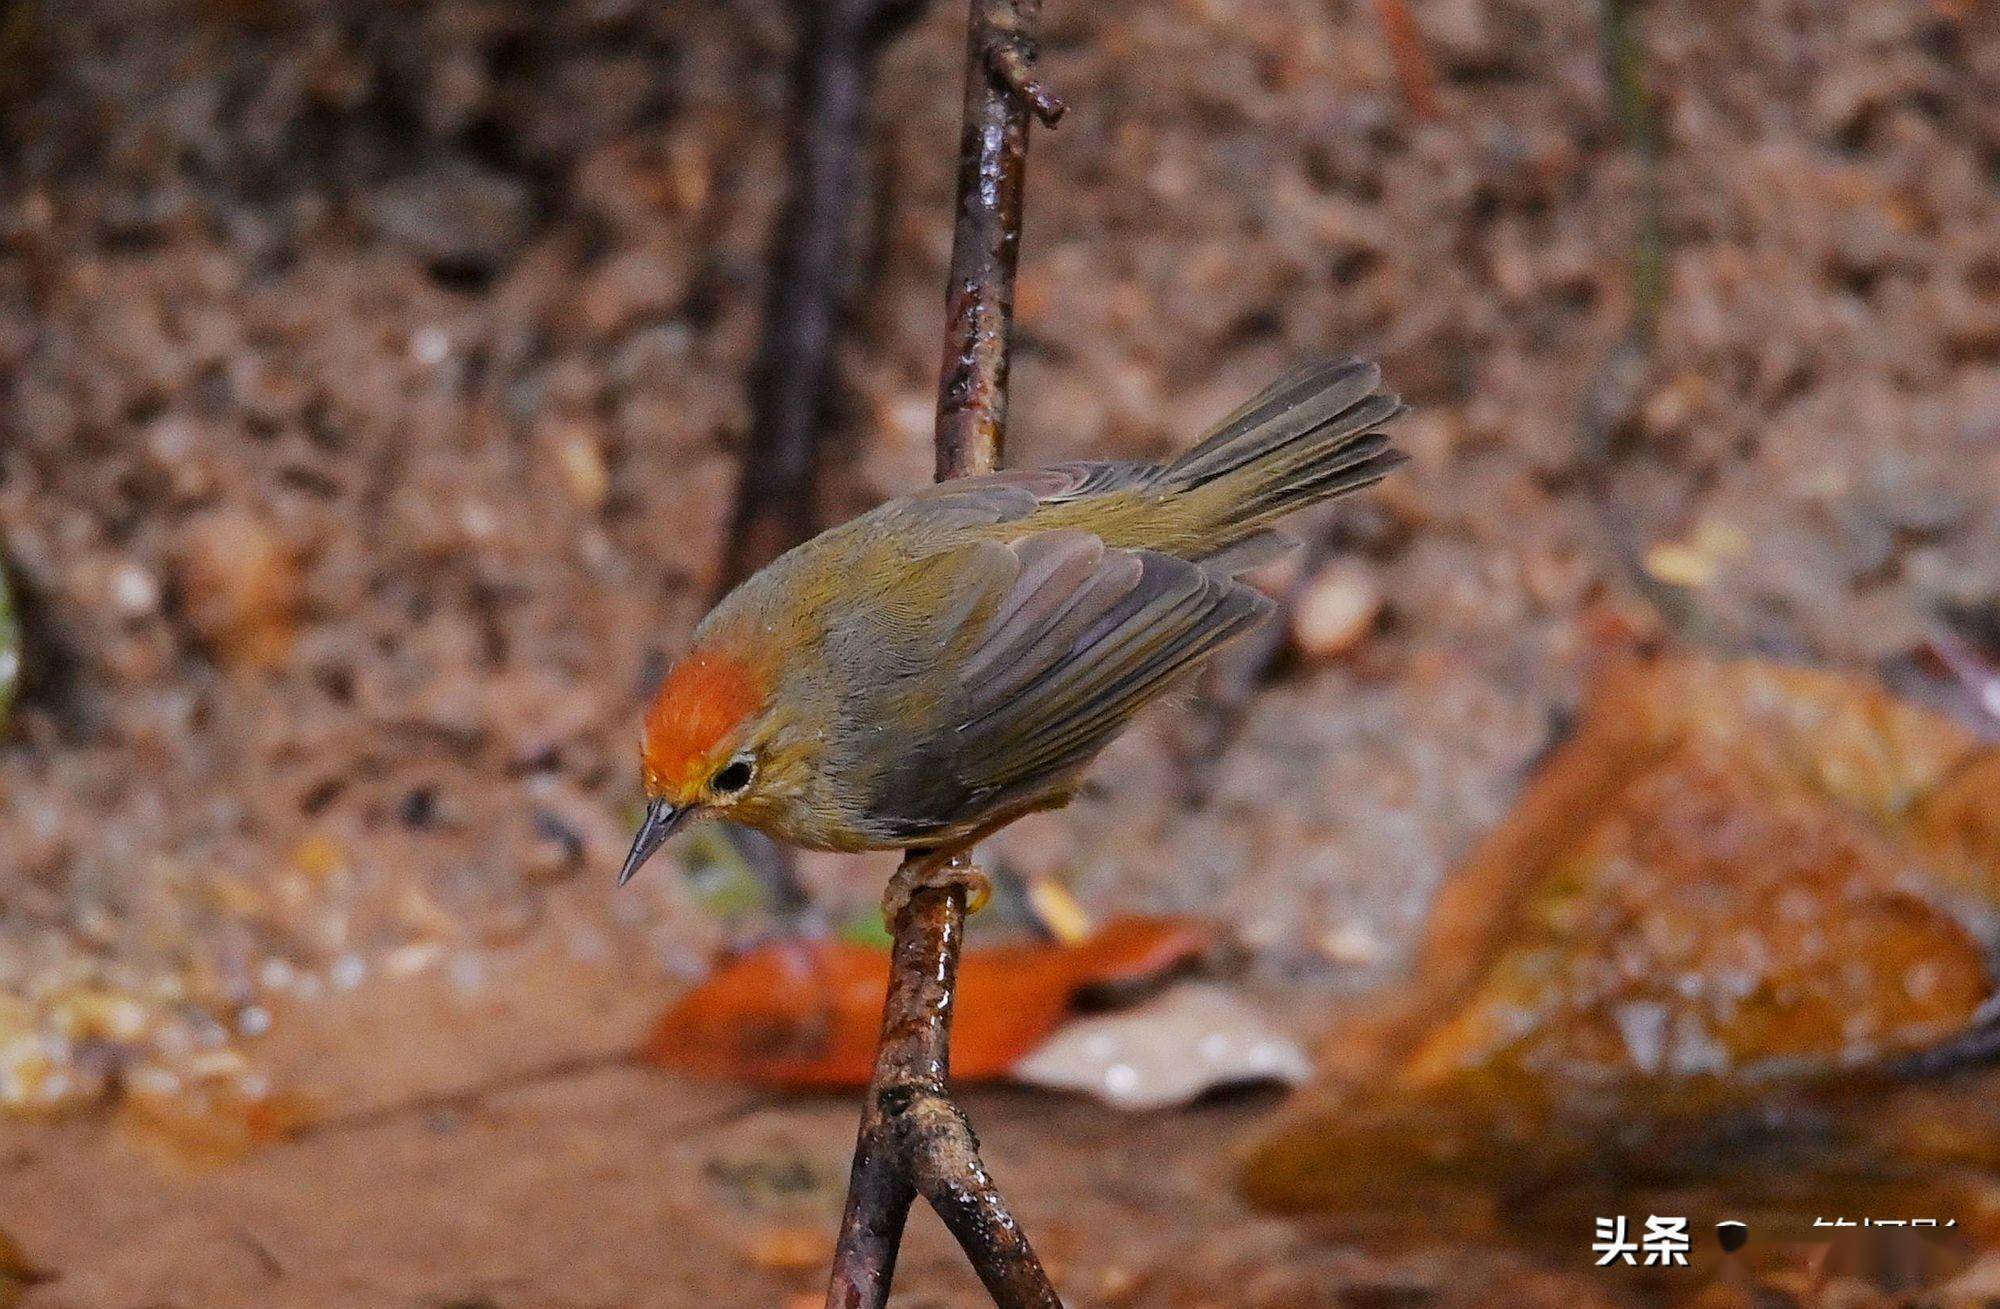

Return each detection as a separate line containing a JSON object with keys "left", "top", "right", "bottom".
{"left": 1716, "top": 1221, "right": 1748, "bottom": 1253}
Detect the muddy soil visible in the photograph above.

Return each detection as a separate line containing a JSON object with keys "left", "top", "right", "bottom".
{"left": 1, "top": 0, "right": 1997, "bottom": 1304}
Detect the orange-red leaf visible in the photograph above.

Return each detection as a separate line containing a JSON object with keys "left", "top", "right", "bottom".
{"left": 644, "top": 917, "right": 1213, "bottom": 1087}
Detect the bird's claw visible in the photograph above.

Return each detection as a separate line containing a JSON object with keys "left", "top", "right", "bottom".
{"left": 881, "top": 850, "right": 990, "bottom": 926}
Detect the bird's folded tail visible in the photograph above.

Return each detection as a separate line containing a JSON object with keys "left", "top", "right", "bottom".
{"left": 1160, "top": 358, "right": 1407, "bottom": 555}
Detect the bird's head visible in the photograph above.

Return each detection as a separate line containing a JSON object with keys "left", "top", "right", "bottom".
{"left": 618, "top": 646, "right": 772, "bottom": 885}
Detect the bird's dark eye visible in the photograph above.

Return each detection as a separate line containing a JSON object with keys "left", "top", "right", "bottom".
{"left": 712, "top": 759, "right": 754, "bottom": 794}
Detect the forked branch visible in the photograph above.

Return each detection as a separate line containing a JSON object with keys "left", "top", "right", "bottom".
{"left": 824, "top": 1, "right": 1065, "bottom": 1306}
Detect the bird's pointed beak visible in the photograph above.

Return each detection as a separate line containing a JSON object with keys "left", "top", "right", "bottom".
{"left": 618, "top": 798, "right": 687, "bottom": 886}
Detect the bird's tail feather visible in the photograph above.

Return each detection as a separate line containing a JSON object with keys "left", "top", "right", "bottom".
{"left": 1162, "top": 358, "right": 1407, "bottom": 550}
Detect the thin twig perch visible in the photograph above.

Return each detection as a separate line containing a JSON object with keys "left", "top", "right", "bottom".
{"left": 824, "top": 1, "right": 1064, "bottom": 1305}
{"left": 931, "top": 0, "right": 1049, "bottom": 483}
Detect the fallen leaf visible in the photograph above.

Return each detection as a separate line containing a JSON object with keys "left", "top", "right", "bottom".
{"left": 1643, "top": 542, "right": 1716, "bottom": 588}
{"left": 645, "top": 918, "right": 1213, "bottom": 1087}
{"left": 1642, "top": 521, "right": 1750, "bottom": 591}
{"left": 1012, "top": 981, "right": 1310, "bottom": 1109}
{"left": 1024, "top": 876, "right": 1095, "bottom": 945}
{"left": 738, "top": 1225, "right": 830, "bottom": 1273}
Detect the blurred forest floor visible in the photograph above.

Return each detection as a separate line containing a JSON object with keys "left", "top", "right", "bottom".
{"left": 1, "top": 0, "right": 1998, "bottom": 1304}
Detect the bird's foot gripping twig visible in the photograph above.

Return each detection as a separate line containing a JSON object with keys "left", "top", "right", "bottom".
{"left": 881, "top": 847, "right": 992, "bottom": 924}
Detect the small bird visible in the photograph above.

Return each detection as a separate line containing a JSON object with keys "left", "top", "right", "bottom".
{"left": 620, "top": 358, "right": 1406, "bottom": 913}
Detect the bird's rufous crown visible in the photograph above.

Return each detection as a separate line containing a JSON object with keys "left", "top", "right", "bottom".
{"left": 640, "top": 648, "right": 765, "bottom": 800}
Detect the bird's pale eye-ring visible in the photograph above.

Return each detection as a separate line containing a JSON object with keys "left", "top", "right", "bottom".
{"left": 711, "top": 757, "right": 755, "bottom": 796}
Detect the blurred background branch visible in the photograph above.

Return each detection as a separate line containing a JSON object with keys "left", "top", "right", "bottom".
{"left": 1579, "top": 0, "right": 1705, "bottom": 642}
{"left": 0, "top": 555, "right": 17, "bottom": 730}
{"left": 719, "top": 0, "right": 932, "bottom": 590}
{"left": 715, "top": 0, "right": 935, "bottom": 916}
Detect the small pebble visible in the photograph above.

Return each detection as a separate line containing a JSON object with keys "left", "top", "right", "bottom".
{"left": 1290, "top": 562, "right": 1383, "bottom": 660}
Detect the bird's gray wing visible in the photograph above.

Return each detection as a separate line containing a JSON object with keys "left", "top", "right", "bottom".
{"left": 834, "top": 527, "right": 1270, "bottom": 842}
{"left": 867, "top": 460, "right": 1164, "bottom": 531}
{"left": 1033, "top": 460, "right": 1164, "bottom": 501}
{"left": 1166, "top": 357, "right": 1384, "bottom": 484}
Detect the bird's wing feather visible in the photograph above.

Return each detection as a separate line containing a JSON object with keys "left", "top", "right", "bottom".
{"left": 845, "top": 528, "right": 1269, "bottom": 839}
{"left": 1034, "top": 460, "right": 1164, "bottom": 501}
{"left": 949, "top": 545, "right": 1271, "bottom": 792}
{"left": 1166, "top": 357, "right": 1382, "bottom": 484}
{"left": 871, "top": 460, "right": 1162, "bottom": 529}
